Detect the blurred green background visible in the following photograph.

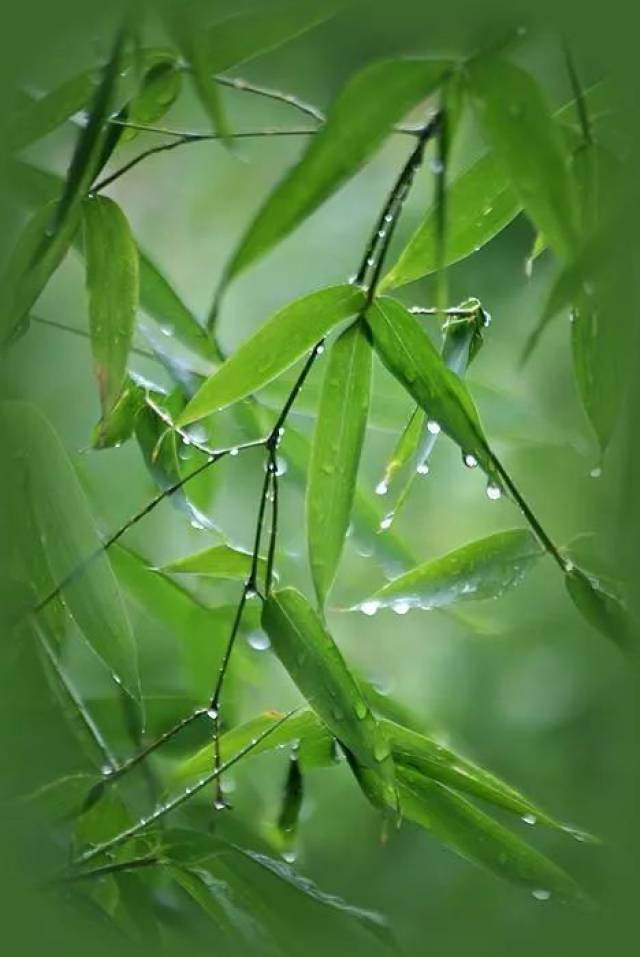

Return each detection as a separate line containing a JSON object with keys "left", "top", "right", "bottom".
{"left": 1, "top": 1, "right": 639, "bottom": 955}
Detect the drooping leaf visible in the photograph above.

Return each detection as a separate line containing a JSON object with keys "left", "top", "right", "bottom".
{"left": 178, "top": 285, "right": 365, "bottom": 425}
{"left": 204, "top": 0, "right": 343, "bottom": 74}
{"left": 170, "top": 11, "right": 229, "bottom": 142}
{"left": 2, "top": 402, "right": 141, "bottom": 704}
{"left": 565, "top": 565, "right": 633, "bottom": 652}
{"left": 9, "top": 70, "right": 95, "bottom": 150}
{"left": 82, "top": 196, "right": 139, "bottom": 418}
{"left": 91, "top": 378, "right": 145, "bottom": 450}
{"left": 160, "top": 544, "right": 265, "bottom": 581}
{"left": 398, "top": 767, "right": 584, "bottom": 902}
{"left": 366, "top": 297, "right": 495, "bottom": 477}
{"left": 307, "top": 321, "right": 371, "bottom": 607}
{"left": 357, "top": 529, "right": 543, "bottom": 612}
{"left": 468, "top": 56, "right": 579, "bottom": 258}
{"left": 275, "top": 755, "right": 304, "bottom": 861}
{"left": 221, "top": 57, "right": 454, "bottom": 285}
{"left": 262, "top": 588, "right": 397, "bottom": 809}
{"left": 388, "top": 720, "right": 593, "bottom": 841}
{"left": 121, "top": 58, "right": 182, "bottom": 141}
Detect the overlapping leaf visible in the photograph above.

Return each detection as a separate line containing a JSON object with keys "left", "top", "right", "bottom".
{"left": 161, "top": 544, "right": 265, "bottom": 581}
{"left": 307, "top": 321, "right": 371, "bottom": 607}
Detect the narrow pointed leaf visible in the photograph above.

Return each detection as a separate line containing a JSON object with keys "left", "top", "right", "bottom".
{"left": 307, "top": 321, "right": 371, "bottom": 606}
{"left": 398, "top": 767, "right": 584, "bottom": 901}
{"left": 91, "top": 379, "right": 145, "bottom": 450}
{"left": 122, "top": 59, "right": 182, "bottom": 141}
{"left": 358, "top": 529, "right": 543, "bottom": 612}
{"left": 161, "top": 544, "right": 265, "bottom": 581}
{"left": 469, "top": 57, "right": 579, "bottom": 258}
{"left": 566, "top": 566, "right": 633, "bottom": 652}
{"left": 2, "top": 402, "right": 140, "bottom": 704}
{"left": 223, "top": 57, "right": 454, "bottom": 284}
{"left": 9, "top": 70, "right": 95, "bottom": 150}
{"left": 276, "top": 755, "right": 304, "bottom": 859}
{"left": 83, "top": 196, "right": 139, "bottom": 418}
{"left": 262, "top": 588, "right": 396, "bottom": 808}
{"left": 178, "top": 285, "right": 365, "bottom": 425}
{"left": 171, "top": 15, "right": 229, "bottom": 142}
{"left": 366, "top": 297, "right": 494, "bottom": 475}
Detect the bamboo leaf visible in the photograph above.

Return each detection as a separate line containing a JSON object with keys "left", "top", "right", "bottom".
{"left": 468, "top": 57, "right": 579, "bottom": 259}
{"left": 565, "top": 566, "right": 633, "bottom": 652}
{"left": 222, "top": 58, "right": 454, "bottom": 285}
{"left": 9, "top": 70, "right": 95, "bottom": 150}
{"left": 204, "top": 0, "right": 343, "bottom": 73}
{"left": 121, "top": 59, "right": 182, "bottom": 141}
{"left": 275, "top": 755, "right": 304, "bottom": 861}
{"left": 91, "top": 379, "right": 145, "bottom": 450}
{"left": 2, "top": 402, "right": 141, "bottom": 704}
{"left": 262, "top": 588, "right": 397, "bottom": 809}
{"left": 357, "top": 529, "right": 543, "bottom": 612}
{"left": 307, "top": 321, "right": 371, "bottom": 607}
{"left": 366, "top": 297, "right": 495, "bottom": 477}
{"left": 178, "top": 285, "right": 365, "bottom": 425}
{"left": 160, "top": 544, "right": 266, "bottom": 581}
{"left": 398, "top": 767, "right": 584, "bottom": 902}
{"left": 83, "top": 196, "right": 139, "bottom": 418}
{"left": 171, "top": 12, "right": 229, "bottom": 142}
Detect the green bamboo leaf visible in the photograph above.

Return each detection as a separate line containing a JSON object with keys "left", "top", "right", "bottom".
{"left": 468, "top": 57, "right": 579, "bottom": 259}
{"left": 262, "top": 588, "right": 396, "bottom": 808}
{"left": 204, "top": 0, "right": 343, "bottom": 73}
{"left": 160, "top": 544, "right": 265, "bottom": 581}
{"left": 171, "top": 12, "right": 229, "bottom": 142}
{"left": 2, "top": 402, "right": 141, "bottom": 704}
{"left": 366, "top": 297, "right": 495, "bottom": 478}
{"left": 222, "top": 57, "right": 454, "bottom": 285}
{"left": 83, "top": 196, "right": 139, "bottom": 418}
{"left": 91, "top": 378, "right": 145, "bottom": 450}
{"left": 565, "top": 566, "right": 633, "bottom": 652}
{"left": 121, "top": 59, "right": 182, "bottom": 141}
{"left": 275, "top": 755, "right": 304, "bottom": 861}
{"left": 356, "top": 529, "right": 543, "bottom": 613}
{"left": 388, "top": 720, "right": 593, "bottom": 841}
{"left": 307, "top": 321, "right": 371, "bottom": 607}
{"left": 398, "top": 767, "right": 584, "bottom": 901}
{"left": 9, "top": 71, "right": 95, "bottom": 150}
{"left": 178, "top": 285, "right": 365, "bottom": 425}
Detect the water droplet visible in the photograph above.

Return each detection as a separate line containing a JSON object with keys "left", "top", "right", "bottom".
{"left": 379, "top": 514, "right": 394, "bottom": 531}
{"left": 206, "top": 706, "right": 218, "bottom": 720}
{"left": 590, "top": 466, "right": 602, "bottom": 479}
{"left": 159, "top": 324, "right": 174, "bottom": 337}
{"left": 248, "top": 630, "right": 270, "bottom": 651}
{"left": 214, "top": 798, "right": 227, "bottom": 811}
{"left": 377, "top": 228, "right": 386, "bottom": 238}
{"left": 245, "top": 587, "right": 258, "bottom": 600}
{"left": 486, "top": 481, "right": 501, "bottom": 501}
{"left": 366, "top": 256, "right": 375, "bottom": 267}
{"left": 360, "top": 601, "right": 380, "bottom": 617}
{"left": 101, "top": 764, "right": 113, "bottom": 776}
{"left": 277, "top": 426, "right": 286, "bottom": 437}
{"left": 564, "top": 559, "right": 575, "bottom": 573}
{"left": 416, "top": 463, "right": 430, "bottom": 475}
{"left": 384, "top": 213, "right": 394, "bottom": 223}
{"left": 430, "top": 157, "right": 444, "bottom": 174}
{"left": 276, "top": 456, "right": 288, "bottom": 476}
{"left": 229, "top": 447, "right": 239, "bottom": 457}
{"left": 375, "top": 480, "right": 389, "bottom": 496}
{"left": 426, "top": 420, "right": 441, "bottom": 435}
{"left": 531, "top": 889, "right": 551, "bottom": 901}
{"left": 522, "top": 813, "right": 537, "bottom": 826}
{"left": 463, "top": 452, "right": 478, "bottom": 469}
{"left": 190, "top": 517, "right": 207, "bottom": 530}
{"left": 393, "top": 601, "right": 410, "bottom": 616}
{"left": 316, "top": 344, "right": 325, "bottom": 355}
{"left": 282, "top": 850, "right": 297, "bottom": 864}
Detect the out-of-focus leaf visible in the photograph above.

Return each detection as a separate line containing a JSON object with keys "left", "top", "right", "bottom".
{"left": 178, "top": 285, "right": 365, "bottom": 425}
{"left": 170, "top": 11, "right": 229, "bottom": 142}
{"left": 1, "top": 33, "right": 124, "bottom": 348}
{"left": 204, "top": 0, "right": 343, "bottom": 73}
{"left": 9, "top": 71, "right": 95, "bottom": 150}
{"left": 121, "top": 58, "right": 182, "bottom": 142}
{"left": 388, "top": 720, "right": 594, "bottom": 841}
{"left": 366, "top": 297, "right": 495, "bottom": 477}
{"left": 565, "top": 565, "right": 633, "bottom": 652}
{"left": 356, "top": 529, "right": 543, "bottom": 612}
{"left": 138, "top": 250, "right": 219, "bottom": 364}
{"left": 262, "top": 587, "right": 397, "bottom": 810}
{"left": 83, "top": 196, "right": 139, "bottom": 418}
{"left": 135, "top": 391, "right": 215, "bottom": 530}
{"left": 307, "top": 321, "right": 371, "bottom": 607}
{"left": 160, "top": 544, "right": 265, "bottom": 581}
{"left": 22, "top": 772, "right": 100, "bottom": 820}
{"left": 468, "top": 57, "right": 579, "bottom": 258}
{"left": 2, "top": 402, "right": 140, "bottom": 705}
{"left": 398, "top": 767, "right": 584, "bottom": 901}
{"left": 275, "top": 755, "right": 304, "bottom": 861}
{"left": 222, "top": 58, "right": 454, "bottom": 285}
{"left": 91, "top": 379, "right": 145, "bottom": 450}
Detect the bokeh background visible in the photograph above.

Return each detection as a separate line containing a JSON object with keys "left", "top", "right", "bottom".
{"left": 1, "top": 1, "right": 639, "bottom": 955}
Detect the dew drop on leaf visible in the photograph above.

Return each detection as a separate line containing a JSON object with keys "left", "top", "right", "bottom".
{"left": 486, "top": 481, "right": 501, "bottom": 501}
{"left": 360, "top": 601, "right": 380, "bottom": 617}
